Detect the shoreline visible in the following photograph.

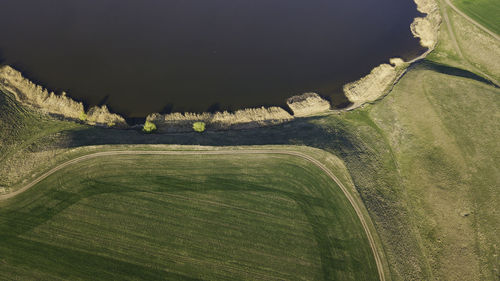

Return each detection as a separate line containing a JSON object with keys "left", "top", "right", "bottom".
{"left": 0, "top": 0, "right": 440, "bottom": 131}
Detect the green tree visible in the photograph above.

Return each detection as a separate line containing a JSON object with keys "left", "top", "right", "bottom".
{"left": 192, "top": 122, "right": 206, "bottom": 133}
{"left": 142, "top": 121, "right": 157, "bottom": 133}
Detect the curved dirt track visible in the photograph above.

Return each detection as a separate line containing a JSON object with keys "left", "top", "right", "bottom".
{"left": 1, "top": 149, "right": 386, "bottom": 281}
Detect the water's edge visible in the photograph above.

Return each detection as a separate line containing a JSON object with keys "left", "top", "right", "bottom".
{"left": 0, "top": 0, "right": 440, "bottom": 131}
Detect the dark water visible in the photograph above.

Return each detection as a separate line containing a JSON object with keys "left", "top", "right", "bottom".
{"left": 0, "top": 0, "right": 425, "bottom": 117}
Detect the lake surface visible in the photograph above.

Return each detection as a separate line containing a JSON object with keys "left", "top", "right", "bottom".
{"left": 0, "top": 0, "right": 425, "bottom": 117}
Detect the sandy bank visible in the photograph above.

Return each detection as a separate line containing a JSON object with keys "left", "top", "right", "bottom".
{"left": 343, "top": 60, "right": 407, "bottom": 107}
{"left": 146, "top": 107, "right": 292, "bottom": 133}
{"left": 0, "top": 65, "right": 127, "bottom": 128}
{"left": 0, "top": 67, "right": 331, "bottom": 131}
{"left": 286, "top": 93, "right": 331, "bottom": 117}
{"left": 412, "top": 0, "right": 442, "bottom": 49}
{"left": 147, "top": 93, "right": 331, "bottom": 132}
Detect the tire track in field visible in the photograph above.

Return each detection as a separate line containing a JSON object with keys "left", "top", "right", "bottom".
{"left": 1, "top": 149, "right": 386, "bottom": 281}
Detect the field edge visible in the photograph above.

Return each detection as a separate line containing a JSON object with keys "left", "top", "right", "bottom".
{"left": 0, "top": 144, "right": 391, "bottom": 281}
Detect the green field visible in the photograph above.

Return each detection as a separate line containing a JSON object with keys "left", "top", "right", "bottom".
{"left": 0, "top": 153, "right": 378, "bottom": 280}
{"left": 453, "top": 0, "right": 500, "bottom": 35}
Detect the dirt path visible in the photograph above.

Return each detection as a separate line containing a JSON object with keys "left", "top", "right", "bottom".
{"left": 441, "top": 0, "right": 465, "bottom": 59}
{"left": 0, "top": 149, "right": 386, "bottom": 281}
{"left": 444, "top": 0, "right": 499, "bottom": 41}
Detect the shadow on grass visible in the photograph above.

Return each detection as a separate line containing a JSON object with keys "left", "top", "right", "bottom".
{"left": 422, "top": 60, "right": 499, "bottom": 87}
{"left": 64, "top": 116, "right": 352, "bottom": 150}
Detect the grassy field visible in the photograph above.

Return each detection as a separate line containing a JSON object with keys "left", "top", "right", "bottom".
{"left": 368, "top": 62, "right": 500, "bottom": 280}
{"left": 453, "top": 0, "right": 500, "bottom": 35}
{"left": 0, "top": 153, "right": 378, "bottom": 280}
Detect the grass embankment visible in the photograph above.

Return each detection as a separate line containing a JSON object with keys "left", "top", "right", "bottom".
{"left": 0, "top": 91, "right": 83, "bottom": 191}
{"left": 368, "top": 63, "right": 500, "bottom": 280}
{"left": 452, "top": 0, "right": 500, "bottom": 35}
{"left": 0, "top": 153, "right": 378, "bottom": 280}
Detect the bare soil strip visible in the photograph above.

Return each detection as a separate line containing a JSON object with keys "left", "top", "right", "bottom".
{"left": 1, "top": 149, "right": 386, "bottom": 281}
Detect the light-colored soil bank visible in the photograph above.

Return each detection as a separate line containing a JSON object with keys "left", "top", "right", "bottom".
{"left": 147, "top": 92, "right": 332, "bottom": 132}
{"left": 344, "top": 0, "right": 441, "bottom": 107}
{"left": 0, "top": 65, "right": 127, "bottom": 127}
{"left": 343, "top": 60, "right": 407, "bottom": 108}
{"left": 286, "top": 92, "right": 332, "bottom": 117}
{"left": 412, "top": 0, "right": 442, "bottom": 49}
{"left": 146, "top": 106, "right": 293, "bottom": 133}
{"left": 0, "top": 64, "right": 331, "bottom": 131}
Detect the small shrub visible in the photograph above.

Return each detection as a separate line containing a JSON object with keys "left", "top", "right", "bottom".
{"left": 193, "top": 122, "right": 206, "bottom": 133}
{"left": 143, "top": 121, "right": 157, "bottom": 133}
{"left": 79, "top": 111, "right": 87, "bottom": 121}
